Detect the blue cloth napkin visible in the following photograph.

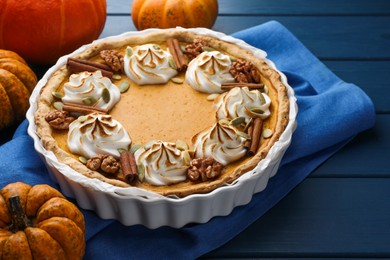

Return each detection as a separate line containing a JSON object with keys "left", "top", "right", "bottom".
{"left": 0, "top": 21, "right": 375, "bottom": 259}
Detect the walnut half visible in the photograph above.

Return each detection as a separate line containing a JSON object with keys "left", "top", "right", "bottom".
{"left": 86, "top": 154, "right": 120, "bottom": 175}
{"left": 100, "top": 49, "right": 124, "bottom": 72}
{"left": 230, "top": 59, "right": 261, "bottom": 83}
{"left": 45, "top": 110, "right": 75, "bottom": 130}
{"left": 184, "top": 37, "right": 208, "bottom": 60}
{"left": 187, "top": 157, "right": 223, "bottom": 182}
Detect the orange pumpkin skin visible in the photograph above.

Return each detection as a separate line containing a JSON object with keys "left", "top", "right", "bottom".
{"left": 0, "top": 182, "right": 85, "bottom": 259}
{"left": 0, "top": 50, "right": 37, "bottom": 130}
{"left": 0, "top": 0, "right": 107, "bottom": 65}
{"left": 132, "top": 0, "right": 218, "bottom": 30}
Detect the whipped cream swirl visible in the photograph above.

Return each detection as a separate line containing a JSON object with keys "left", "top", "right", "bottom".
{"left": 68, "top": 113, "right": 131, "bottom": 158}
{"left": 124, "top": 44, "right": 178, "bottom": 85}
{"left": 185, "top": 51, "right": 235, "bottom": 93}
{"left": 192, "top": 122, "right": 247, "bottom": 165}
{"left": 215, "top": 87, "right": 271, "bottom": 122}
{"left": 135, "top": 141, "right": 189, "bottom": 186}
{"left": 62, "top": 71, "right": 121, "bottom": 111}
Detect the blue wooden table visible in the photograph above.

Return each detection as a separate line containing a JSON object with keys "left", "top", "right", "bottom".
{"left": 1, "top": 0, "right": 389, "bottom": 258}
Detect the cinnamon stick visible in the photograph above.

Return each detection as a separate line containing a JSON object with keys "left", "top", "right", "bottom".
{"left": 167, "top": 39, "right": 187, "bottom": 71}
{"left": 62, "top": 102, "right": 108, "bottom": 115}
{"left": 167, "top": 39, "right": 180, "bottom": 70}
{"left": 120, "top": 151, "right": 138, "bottom": 183}
{"left": 173, "top": 38, "right": 188, "bottom": 71}
{"left": 221, "top": 83, "right": 264, "bottom": 90}
{"left": 120, "top": 151, "right": 132, "bottom": 182}
{"left": 247, "top": 117, "right": 263, "bottom": 156}
{"left": 67, "top": 58, "right": 114, "bottom": 78}
{"left": 244, "top": 124, "right": 253, "bottom": 150}
{"left": 68, "top": 57, "right": 112, "bottom": 71}
{"left": 128, "top": 152, "right": 138, "bottom": 179}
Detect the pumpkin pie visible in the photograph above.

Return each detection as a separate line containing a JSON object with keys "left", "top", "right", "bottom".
{"left": 33, "top": 28, "right": 291, "bottom": 198}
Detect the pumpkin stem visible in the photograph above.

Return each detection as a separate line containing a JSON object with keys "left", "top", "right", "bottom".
{"left": 8, "top": 196, "right": 33, "bottom": 232}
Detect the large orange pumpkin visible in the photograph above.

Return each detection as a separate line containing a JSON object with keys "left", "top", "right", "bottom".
{"left": 132, "top": 0, "right": 218, "bottom": 30}
{"left": 0, "top": 0, "right": 107, "bottom": 65}
{"left": 0, "top": 182, "right": 85, "bottom": 259}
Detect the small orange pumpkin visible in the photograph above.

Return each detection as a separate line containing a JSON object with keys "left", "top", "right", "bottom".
{"left": 0, "top": 0, "right": 107, "bottom": 65}
{"left": 132, "top": 0, "right": 218, "bottom": 30}
{"left": 0, "top": 50, "right": 37, "bottom": 130}
{"left": 0, "top": 182, "right": 85, "bottom": 259}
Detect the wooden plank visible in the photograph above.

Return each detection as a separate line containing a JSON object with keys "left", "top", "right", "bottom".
{"left": 107, "top": 0, "right": 132, "bottom": 14}
{"left": 311, "top": 115, "right": 390, "bottom": 177}
{"left": 101, "top": 16, "right": 390, "bottom": 60}
{"left": 100, "top": 16, "right": 135, "bottom": 38}
{"left": 214, "top": 16, "right": 390, "bottom": 60}
{"left": 218, "top": 0, "right": 390, "bottom": 15}
{"left": 203, "top": 178, "right": 390, "bottom": 258}
{"left": 107, "top": 0, "right": 390, "bottom": 15}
